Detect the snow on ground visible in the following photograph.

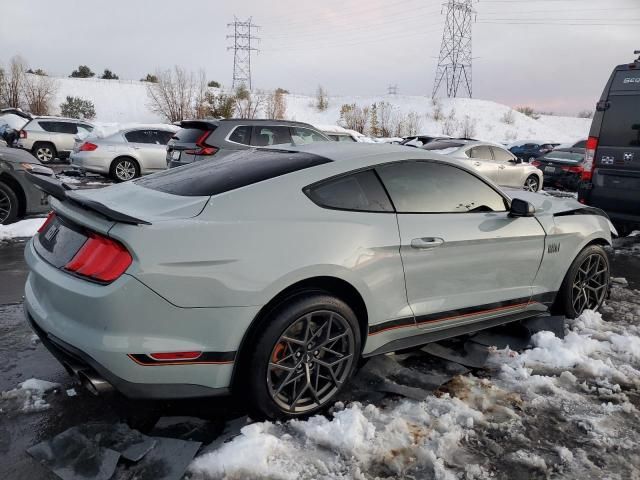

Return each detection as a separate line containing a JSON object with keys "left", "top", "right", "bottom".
{"left": 0, "top": 217, "right": 46, "bottom": 241}
{"left": 0, "top": 378, "right": 60, "bottom": 413}
{"left": 190, "top": 287, "right": 640, "bottom": 479}
{"left": 42, "top": 77, "right": 589, "bottom": 145}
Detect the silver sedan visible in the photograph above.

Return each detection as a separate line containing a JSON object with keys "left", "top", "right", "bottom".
{"left": 70, "top": 125, "right": 177, "bottom": 182}
{"left": 421, "top": 139, "right": 544, "bottom": 192}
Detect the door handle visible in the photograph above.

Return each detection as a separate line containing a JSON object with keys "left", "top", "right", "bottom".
{"left": 411, "top": 237, "right": 444, "bottom": 249}
{"left": 499, "top": 165, "right": 505, "bottom": 169}
{"left": 473, "top": 161, "right": 481, "bottom": 166}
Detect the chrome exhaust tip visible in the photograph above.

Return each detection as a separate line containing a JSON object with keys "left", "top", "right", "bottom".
{"left": 77, "top": 370, "right": 114, "bottom": 396}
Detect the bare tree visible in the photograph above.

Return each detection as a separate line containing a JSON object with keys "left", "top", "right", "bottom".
{"left": 315, "top": 85, "right": 329, "bottom": 111}
{"left": 500, "top": 109, "right": 515, "bottom": 125}
{"left": 234, "top": 84, "right": 266, "bottom": 119}
{"left": 458, "top": 115, "right": 477, "bottom": 139}
{"left": 405, "top": 111, "right": 422, "bottom": 136}
{"left": 338, "top": 104, "right": 369, "bottom": 133}
{"left": 146, "top": 66, "right": 196, "bottom": 122}
{"left": 23, "top": 73, "right": 58, "bottom": 115}
{"left": 442, "top": 108, "right": 458, "bottom": 136}
{"left": 1, "top": 56, "right": 27, "bottom": 108}
{"left": 431, "top": 98, "right": 444, "bottom": 121}
{"left": 265, "top": 88, "right": 287, "bottom": 119}
{"left": 193, "top": 70, "right": 209, "bottom": 119}
{"left": 377, "top": 101, "right": 393, "bottom": 137}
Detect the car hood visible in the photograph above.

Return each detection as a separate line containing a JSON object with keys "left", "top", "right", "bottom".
{"left": 508, "top": 190, "right": 584, "bottom": 215}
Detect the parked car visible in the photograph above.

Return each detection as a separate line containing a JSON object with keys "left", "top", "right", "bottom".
{"left": 0, "top": 146, "right": 53, "bottom": 224}
{"left": 422, "top": 139, "right": 543, "bottom": 191}
{"left": 509, "top": 142, "right": 556, "bottom": 162}
{"left": 399, "top": 135, "right": 449, "bottom": 147}
{"left": 578, "top": 51, "right": 640, "bottom": 233}
{"left": 25, "top": 143, "right": 614, "bottom": 419}
{"left": 325, "top": 132, "right": 358, "bottom": 142}
{"left": 16, "top": 117, "right": 94, "bottom": 163}
{"left": 71, "top": 125, "right": 178, "bottom": 182}
{"left": 167, "top": 119, "right": 330, "bottom": 168}
{"left": 532, "top": 149, "right": 585, "bottom": 191}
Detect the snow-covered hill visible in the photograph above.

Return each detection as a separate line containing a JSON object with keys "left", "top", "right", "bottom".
{"left": 48, "top": 77, "right": 590, "bottom": 144}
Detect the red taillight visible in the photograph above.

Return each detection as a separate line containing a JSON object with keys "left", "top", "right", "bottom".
{"left": 531, "top": 160, "right": 541, "bottom": 167}
{"left": 149, "top": 351, "right": 202, "bottom": 361}
{"left": 185, "top": 131, "right": 218, "bottom": 156}
{"left": 65, "top": 234, "right": 132, "bottom": 283}
{"left": 19, "top": 130, "right": 27, "bottom": 139}
{"left": 38, "top": 211, "right": 56, "bottom": 233}
{"left": 79, "top": 142, "right": 98, "bottom": 152}
{"left": 582, "top": 136, "right": 598, "bottom": 181}
{"left": 561, "top": 165, "right": 584, "bottom": 174}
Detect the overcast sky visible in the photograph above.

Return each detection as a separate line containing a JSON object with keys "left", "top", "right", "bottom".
{"left": 1, "top": 0, "right": 637, "bottom": 114}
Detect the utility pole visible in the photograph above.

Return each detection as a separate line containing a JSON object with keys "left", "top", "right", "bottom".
{"left": 227, "top": 16, "right": 260, "bottom": 90}
{"left": 387, "top": 84, "right": 398, "bottom": 95}
{"left": 432, "top": 0, "right": 475, "bottom": 99}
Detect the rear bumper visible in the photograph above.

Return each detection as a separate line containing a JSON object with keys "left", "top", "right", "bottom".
{"left": 69, "top": 152, "right": 110, "bottom": 174}
{"left": 24, "top": 239, "right": 260, "bottom": 399}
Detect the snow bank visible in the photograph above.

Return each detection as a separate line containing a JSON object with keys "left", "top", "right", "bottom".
{"left": 0, "top": 217, "right": 46, "bottom": 241}
{"left": 1, "top": 378, "right": 60, "bottom": 413}
{"left": 44, "top": 77, "right": 589, "bottom": 145}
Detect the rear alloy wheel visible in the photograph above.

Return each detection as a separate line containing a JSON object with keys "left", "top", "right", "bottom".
{"left": 248, "top": 294, "right": 360, "bottom": 419}
{"left": 110, "top": 158, "right": 140, "bottom": 182}
{"left": 0, "top": 181, "right": 19, "bottom": 225}
{"left": 33, "top": 143, "right": 56, "bottom": 163}
{"left": 528, "top": 156, "right": 536, "bottom": 163}
{"left": 524, "top": 175, "right": 540, "bottom": 192}
{"left": 557, "top": 245, "right": 610, "bottom": 319}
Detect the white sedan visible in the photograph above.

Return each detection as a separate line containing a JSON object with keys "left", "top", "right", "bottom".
{"left": 421, "top": 139, "right": 544, "bottom": 192}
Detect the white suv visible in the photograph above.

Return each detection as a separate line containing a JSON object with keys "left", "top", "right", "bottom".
{"left": 17, "top": 117, "right": 94, "bottom": 163}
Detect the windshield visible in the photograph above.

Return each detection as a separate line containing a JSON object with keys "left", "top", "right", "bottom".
{"left": 541, "top": 151, "right": 584, "bottom": 163}
{"left": 420, "top": 140, "right": 464, "bottom": 152}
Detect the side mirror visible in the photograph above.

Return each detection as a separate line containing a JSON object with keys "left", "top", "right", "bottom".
{"left": 509, "top": 198, "right": 536, "bottom": 217}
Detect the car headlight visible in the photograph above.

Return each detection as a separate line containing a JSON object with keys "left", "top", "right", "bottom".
{"left": 21, "top": 163, "right": 54, "bottom": 176}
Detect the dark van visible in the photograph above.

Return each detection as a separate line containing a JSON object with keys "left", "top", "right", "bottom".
{"left": 578, "top": 51, "right": 640, "bottom": 232}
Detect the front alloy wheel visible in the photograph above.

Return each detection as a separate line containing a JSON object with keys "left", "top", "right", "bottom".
{"left": 35, "top": 146, "right": 54, "bottom": 163}
{"left": 524, "top": 175, "right": 540, "bottom": 192}
{"left": 267, "top": 311, "right": 356, "bottom": 414}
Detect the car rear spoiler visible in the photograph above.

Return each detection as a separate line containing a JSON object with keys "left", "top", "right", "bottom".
{"left": 25, "top": 172, "right": 151, "bottom": 225}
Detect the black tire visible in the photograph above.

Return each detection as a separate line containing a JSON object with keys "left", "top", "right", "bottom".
{"left": 110, "top": 157, "right": 140, "bottom": 182}
{"left": 32, "top": 142, "right": 57, "bottom": 163}
{"left": 524, "top": 174, "right": 540, "bottom": 192}
{"left": 0, "top": 181, "right": 19, "bottom": 225}
{"left": 246, "top": 293, "right": 361, "bottom": 420}
{"left": 555, "top": 244, "right": 610, "bottom": 319}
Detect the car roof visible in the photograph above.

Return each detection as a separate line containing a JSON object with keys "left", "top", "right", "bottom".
{"left": 31, "top": 116, "right": 93, "bottom": 123}
{"left": 177, "top": 118, "right": 320, "bottom": 129}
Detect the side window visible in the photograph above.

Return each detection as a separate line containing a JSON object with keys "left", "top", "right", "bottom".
{"left": 376, "top": 161, "right": 507, "bottom": 213}
{"left": 338, "top": 135, "right": 357, "bottom": 142}
{"left": 228, "top": 125, "right": 252, "bottom": 145}
{"left": 125, "top": 130, "right": 145, "bottom": 143}
{"left": 59, "top": 122, "right": 79, "bottom": 134}
{"left": 157, "top": 131, "right": 175, "bottom": 144}
{"left": 291, "top": 127, "right": 328, "bottom": 145}
{"left": 468, "top": 146, "right": 493, "bottom": 160}
{"left": 491, "top": 147, "right": 514, "bottom": 162}
{"left": 305, "top": 170, "right": 393, "bottom": 212}
{"left": 38, "top": 121, "right": 59, "bottom": 133}
{"left": 79, "top": 124, "right": 94, "bottom": 132}
{"left": 76, "top": 124, "right": 93, "bottom": 137}
{"left": 251, "top": 126, "right": 292, "bottom": 147}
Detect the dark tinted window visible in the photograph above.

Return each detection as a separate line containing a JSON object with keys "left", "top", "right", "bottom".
{"left": 157, "top": 130, "right": 175, "bottom": 144}
{"left": 39, "top": 121, "right": 78, "bottom": 134}
{"left": 125, "top": 130, "right": 164, "bottom": 144}
{"left": 376, "top": 161, "right": 506, "bottom": 213}
{"left": 228, "top": 125, "right": 252, "bottom": 145}
{"left": 305, "top": 170, "right": 393, "bottom": 212}
{"left": 491, "top": 146, "right": 514, "bottom": 161}
{"left": 251, "top": 126, "right": 292, "bottom": 146}
{"left": 136, "top": 150, "right": 331, "bottom": 197}
{"left": 173, "top": 128, "right": 208, "bottom": 144}
{"left": 599, "top": 96, "right": 640, "bottom": 147}
{"left": 573, "top": 140, "right": 587, "bottom": 148}
{"left": 541, "top": 151, "right": 584, "bottom": 163}
{"left": 611, "top": 70, "right": 640, "bottom": 92}
{"left": 337, "top": 134, "right": 357, "bottom": 142}
{"left": 421, "top": 140, "right": 464, "bottom": 151}
{"left": 468, "top": 146, "right": 493, "bottom": 160}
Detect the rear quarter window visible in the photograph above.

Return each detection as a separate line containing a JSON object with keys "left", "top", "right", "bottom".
{"left": 172, "top": 128, "right": 210, "bottom": 144}
{"left": 304, "top": 170, "right": 393, "bottom": 212}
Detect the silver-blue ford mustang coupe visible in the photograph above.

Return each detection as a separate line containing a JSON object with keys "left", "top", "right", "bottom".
{"left": 24, "top": 143, "right": 614, "bottom": 419}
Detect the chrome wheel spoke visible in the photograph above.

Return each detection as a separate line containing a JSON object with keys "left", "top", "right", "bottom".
{"left": 571, "top": 253, "right": 608, "bottom": 315}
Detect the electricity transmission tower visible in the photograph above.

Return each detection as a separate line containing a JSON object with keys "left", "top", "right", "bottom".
{"left": 227, "top": 17, "right": 260, "bottom": 90}
{"left": 432, "top": 0, "right": 475, "bottom": 99}
{"left": 387, "top": 84, "right": 398, "bottom": 95}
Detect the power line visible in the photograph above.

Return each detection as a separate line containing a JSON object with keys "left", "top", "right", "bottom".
{"left": 433, "top": 0, "right": 475, "bottom": 99}
{"left": 227, "top": 16, "right": 260, "bottom": 90}
{"left": 388, "top": 84, "right": 399, "bottom": 95}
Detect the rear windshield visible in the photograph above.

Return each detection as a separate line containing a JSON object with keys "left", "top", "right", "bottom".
{"left": 172, "top": 127, "right": 214, "bottom": 144}
{"left": 541, "top": 151, "right": 584, "bottom": 163}
{"left": 135, "top": 149, "right": 332, "bottom": 196}
{"left": 600, "top": 96, "right": 640, "bottom": 147}
{"left": 421, "top": 140, "right": 464, "bottom": 151}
